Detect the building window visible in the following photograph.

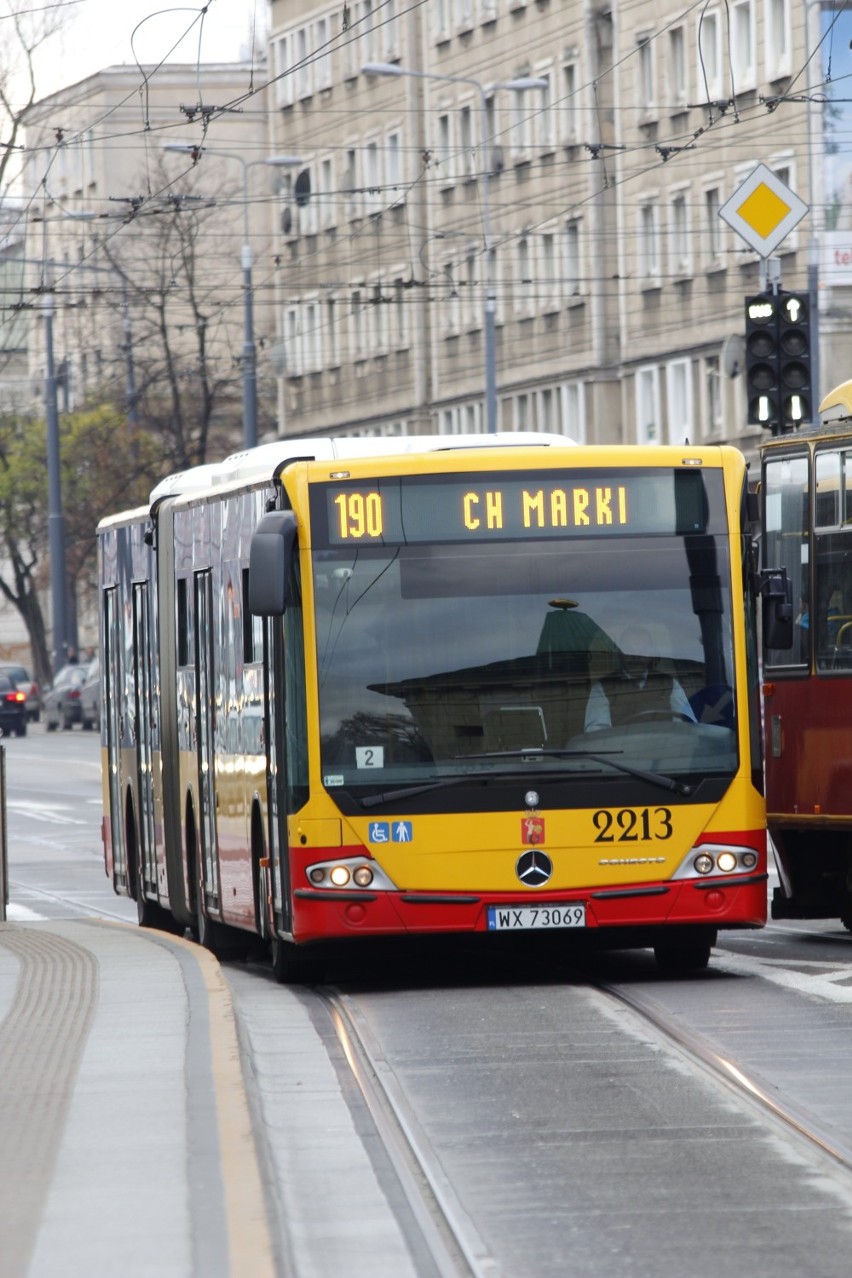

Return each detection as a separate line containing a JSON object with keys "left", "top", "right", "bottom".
{"left": 302, "top": 297, "right": 322, "bottom": 371}
{"left": 636, "top": 366, "right": 661, "bottom": 443}
{"left": 765, "top": 0, "right": 791, "bottom": 80}
{"left": 730, "top": 0, "right": 756, "bottom": 91}
{"left": 540, "top": 230, "right": 559, "bottom": 311}
{"left": 437, "top": 110, "right": 455, "bottom": 186}
{"left": 561, "top": 58, "right": 580, "bottom": 144}
{"left": 564, "top": 218, "right": 582, "bottom": 297}
{"left": 364, "top": 138, "right": 382, "bottom": 210}
{"left": 696, "top": 9, "right": 722, "bottom": 100}
{"left": 319, "top": 156, "right": 336, "bottom": 229}
{"left": 515, "top": 236, "right": 532, "bottom": 315}
{"left": 666, "top": 359, "right": 693, "bottom": 443}
{"left": 535, "top": 68, "right": 555, "bottom": 152}
{"left": 463, "top": 246, "right": 480, "bottom": 328}
{"left": 669, "top": 26, "right": 688, "bottom": 109}
{"left": 455, "top": 0, "right": 474, "bottom": 32}
{"left": 295, "top": 27, "right": 312, "bottom": 99}
{"left": 704, "top": 356, "right": 723, "bottom": 436}
{"left": 343, "top": 146, "right": 360, "bottom": 220}
{"left": 636, "top": 36, "right": 655, "bottom": 117}
{"left": 326, "top": 296, "right": 340, "bottom": 367}
{"left": 273, "top": 34, "right": 294, "bottom": 108}
{"left": 704, "top": 185, "right": 723, "bottom": 266}
{"left": 359, "top": 0, "right": 377, "bottom": 64}
{"left": 669, "top": 189, "right": 690, "bottom": 277}
{"left": 639, "top": 200, "right": 660, "bottom": 282}
{"left": 392, "top": 275, "right": 409, "bottom": 347}
{"left": 510, "top": 87, "right": 532, "bottom": 163}
{"left": 350, "top": 285, "right": 366, "bottom": 361}
{"left": 382, "top": 0, "right": 399, "bottom": 60}
{"left": 432, "top": 0, "right": 450, "bottom": 42}
{"left": 561, "top": 381, "right": 586, "bottom": 442}
{"left": 285, "top": 304, "right": 302, "bottom": 377}
{"left": 459, "top": 103, "right": 476, "bottom": 179}
{"left": 315, "top": 15, "right": 332, "bottom": 89}
{"left": 385, "top": 129, "right": 403, "bottom": 199}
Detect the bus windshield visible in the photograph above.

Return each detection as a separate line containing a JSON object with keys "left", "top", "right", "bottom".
{"left": 312, "top": 531, "right": 737, "bottom": 800}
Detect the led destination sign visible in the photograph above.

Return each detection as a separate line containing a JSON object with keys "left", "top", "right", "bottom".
{"left": 315, "top": 469, "right": 713, "bottom": 547}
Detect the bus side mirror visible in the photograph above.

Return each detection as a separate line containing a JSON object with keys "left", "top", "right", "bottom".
{"left": 760, "top": 569, "right": 794, "bottom": 650}
{"left": 249, "top": 511, "right": 298, "bottom": 615}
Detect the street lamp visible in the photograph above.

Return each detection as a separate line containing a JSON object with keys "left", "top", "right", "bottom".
{"left": 363, "top": 63, "right": 547, "bottom": 433}
{"left": 162, "top": 144, "right": 303, "bottom": 449}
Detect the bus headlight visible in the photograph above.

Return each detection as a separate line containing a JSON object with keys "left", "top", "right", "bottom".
{"left": 304, "top": 857, "right": 398, "bottom": 891}
{"left": 674, "top": 844, "right": 763, "bottom": 881}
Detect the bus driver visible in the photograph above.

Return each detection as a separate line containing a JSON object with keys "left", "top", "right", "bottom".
{"left": 584, "top": 625, "right": 696, "bottom": 732}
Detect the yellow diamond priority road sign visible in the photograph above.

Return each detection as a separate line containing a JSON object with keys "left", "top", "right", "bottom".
{"left": 719, "top": 163, "right": 808, "bottom": 258}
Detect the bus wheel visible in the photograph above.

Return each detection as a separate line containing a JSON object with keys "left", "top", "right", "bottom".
{"left": 654, "top": 940, "right": 712, "bottom": 973}
{"left": 271, "top": 935, "right": 325, "bottom": 985}
{"left": 840, "top": 905, "right": 852, "bottom": 933}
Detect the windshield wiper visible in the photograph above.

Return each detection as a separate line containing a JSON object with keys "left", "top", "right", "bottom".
{"left": 452, "top": 748, "right": 693, "bottom": 797}
{"left": 359, "top": 776, "right": 474, "bottom": 808}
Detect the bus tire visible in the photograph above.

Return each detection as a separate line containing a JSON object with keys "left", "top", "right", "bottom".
{"left": 271, "top": 935, "right": 325, "bottom": 985}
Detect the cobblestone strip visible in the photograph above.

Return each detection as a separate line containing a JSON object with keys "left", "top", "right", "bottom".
{"left": 0, "top": 924, "right": 98, "bottom": 1278}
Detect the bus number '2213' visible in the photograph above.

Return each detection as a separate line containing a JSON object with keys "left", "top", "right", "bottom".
{"left": 593, "top": 808, "right": 674, "bottom": 841}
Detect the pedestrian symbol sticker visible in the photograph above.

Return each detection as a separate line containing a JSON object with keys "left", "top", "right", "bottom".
{"left": 393, "top": 821, "right": 413, "bottom": 842}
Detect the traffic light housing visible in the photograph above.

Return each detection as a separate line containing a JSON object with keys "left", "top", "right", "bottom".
{"left": 745, "top": 291, "right": 812, "bottom": 434}
{"left": 777, "top": 291, "right": 811, "bottom": 430}
{"left": 745, "top": 293, "right": 780, "bottom": 430}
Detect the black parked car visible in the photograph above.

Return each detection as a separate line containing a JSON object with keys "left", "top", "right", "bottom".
{"left": 0, "top": 673, "right": 28, "bottom": 737}
{"left": 0, "top": 661, "right": 40, "bottom": 722}
{"left": 44, "top": 662, "right": 89, "bottom": 731}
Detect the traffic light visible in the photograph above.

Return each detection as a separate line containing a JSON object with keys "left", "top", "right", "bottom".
{"left": 777, "top": 291, "right": 811, "bottom": 430}
{"left": 745, "top": 293, "right": 780, "bottom": 430}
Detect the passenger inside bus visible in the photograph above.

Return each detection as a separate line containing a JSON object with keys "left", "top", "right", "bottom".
{"left": 584, "top": 625, "right": 697, "bottom": 731}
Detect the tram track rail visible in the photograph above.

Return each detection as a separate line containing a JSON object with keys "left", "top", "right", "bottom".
{"left": 322, "top": 988, "right": 500, "bottom": 1278}
{"left": 595, "top": 977, "right": 852, "bottom": 1177}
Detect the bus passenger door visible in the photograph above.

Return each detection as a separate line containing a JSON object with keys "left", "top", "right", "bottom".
{"left": 195, "top": 571, "right": 220, "bottom": 911}
{"left": 265, "top": 617, "right": 292, "bottom": 931}
{"left": 103, "top": 587, "right": 125, "bottom": 885}
{"left": 132, "top": 582, "right": 156, "bottom": 893}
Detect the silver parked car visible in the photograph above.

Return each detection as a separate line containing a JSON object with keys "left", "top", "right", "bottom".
{"left": 80, "top": 656, "right": 100, "bottom": 731}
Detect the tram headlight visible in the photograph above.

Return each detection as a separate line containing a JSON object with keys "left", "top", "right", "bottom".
{"left": 309, "top": 868, "right": 325, "bottom": 884}
{"left": 329, "top": 865, "right": 351, "bottom": 886}
{"left": 741, "top": 851, "right": 758, "bottom": 870}
{"left": 694, "top": 853, "right": 714, "bottom": 875}
{"left": 716, "top": 851, "right": 738, "bottom": 874}
{"left": 353, "top": 865, "right": 374, "bottom": 887}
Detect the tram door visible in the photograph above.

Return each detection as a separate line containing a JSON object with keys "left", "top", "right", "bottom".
{"left": 103, "top": 587, "right": 125, "bottom": 884}
{"left": 132, "top": 582, "right": 156, "bottom": 892}
{"left": 194, "top": 571, "right": 220, "bottom": 911}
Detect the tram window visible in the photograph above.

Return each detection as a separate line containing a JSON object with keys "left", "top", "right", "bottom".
{"left": 763, "top": 455, "right": 809, "bottom": 668}
{"left": 815, "top": 451, "right": 840, "bottom": 527}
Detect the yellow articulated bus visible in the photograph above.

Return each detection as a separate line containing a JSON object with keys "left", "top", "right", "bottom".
{"left": 97, "top": 434, "right": 776, "bottom": 979}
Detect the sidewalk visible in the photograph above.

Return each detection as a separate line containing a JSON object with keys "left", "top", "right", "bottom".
{"left": 0, "top": 919, "right": 276, "bottom": 1278}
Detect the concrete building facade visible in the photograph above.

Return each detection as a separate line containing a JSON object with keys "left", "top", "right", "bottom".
{"left": 266, "top": 0, "right": 852, "bottom": 458}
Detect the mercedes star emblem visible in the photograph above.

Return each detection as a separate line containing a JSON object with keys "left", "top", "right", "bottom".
{"left": 516, "top": 849, "right": 553, "bottom": 887}
{"left": 524, "top": 790, "right": 540, "bottom": 809}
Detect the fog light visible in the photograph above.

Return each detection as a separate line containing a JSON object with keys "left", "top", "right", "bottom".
{"left": 309, "top": 867, "right": 325, "bottom": 884}
{"left": 694, "top": 853, "right": 714, "bottom": 875}
{"left": 353, "top": 865, "right": 374, "bottom": 887}
{"left": 716, "top": 851, "right": 737, "bottom": 874}
{"left": 330, "top": 865, "right": 351, "bottom": 886}
{"left": 741, "top": 851, "right": 758, "bottom": 870}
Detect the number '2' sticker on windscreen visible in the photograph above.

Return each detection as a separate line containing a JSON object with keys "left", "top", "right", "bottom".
{"left": 356, "top": 746, "right": 385, "bottom": 769}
